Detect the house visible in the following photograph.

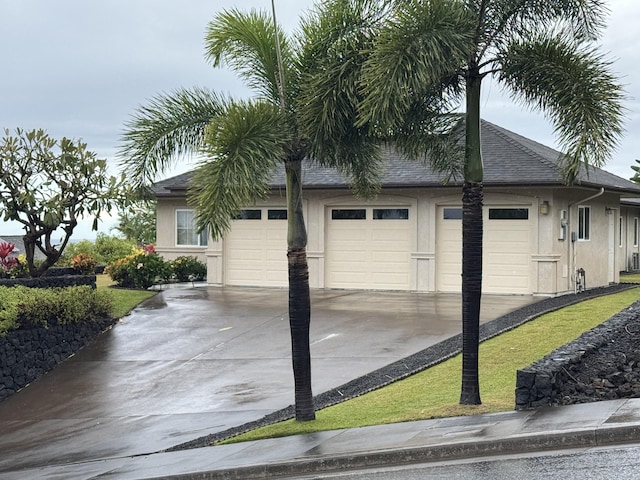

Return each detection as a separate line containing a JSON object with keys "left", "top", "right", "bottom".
{"left": 152, "top": 120, "right": 640, "bottom": 296}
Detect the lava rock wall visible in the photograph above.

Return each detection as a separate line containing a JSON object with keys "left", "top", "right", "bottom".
{"left": 515, "top": 300, "right": 640, "bottom": 409}
{"left": 0, "top": 317, "right": 116, "bottom": 402}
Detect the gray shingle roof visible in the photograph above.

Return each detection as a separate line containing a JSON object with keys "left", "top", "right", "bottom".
{"left": 152, "top": 119, "right": 640, "bottom": 197}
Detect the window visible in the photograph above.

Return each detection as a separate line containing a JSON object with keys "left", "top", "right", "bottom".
{"left": 331, "top": 209, "right": 366, "bottom": 220}
{"left": 267, "top": 209, "right": 287, "bottom": 220}
{"left": 176, "top": 210, "right": 208, "bottom": 246}
{"left": 372, "top": 208, "right": 409, "bottom": 220}
{"left": 234, "top": 209, "right": 261, "bottom": 220}
{"left": 443, "top": 207, "right": 462, "bottom": 220}
{"left": 578, "top": 206, "right": 590, "bottom": 241}
{"left": 634, "top": 218, "right": 639, "bottom": 247}
{"left": 619, "top": 216, "right": 624, "bottom": 247}
{"left": 488, "top": 208, "right": 529, "bottom": 220}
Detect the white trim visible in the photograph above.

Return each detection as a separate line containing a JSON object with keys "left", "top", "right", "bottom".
{"left": 577, "top": 205, "right": 591, "bottom": 241}
{"left": 175, "top": 209, "right": 208, "bottom": 247}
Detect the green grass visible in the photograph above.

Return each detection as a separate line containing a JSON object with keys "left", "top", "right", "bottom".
{"left": 96, "top": 274, "right": 157, "bottom": 318}
{"left": 620, "top": 272, "right": 640, "bottom": 283}
{"left": 226, "top": 287, "right": 640, "bottom": 444}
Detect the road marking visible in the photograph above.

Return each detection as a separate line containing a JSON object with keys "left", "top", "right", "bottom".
{"left": 311, "top": 333, "right": 340, "bottom": 345}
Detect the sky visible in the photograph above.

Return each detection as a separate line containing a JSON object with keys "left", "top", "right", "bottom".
{"left": 1, "top": 0, "right": 639, "bottom": 240}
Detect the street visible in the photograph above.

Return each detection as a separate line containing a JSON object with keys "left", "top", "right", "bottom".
{"left": 297, "top": 443, "right": 640, "bottom": 479}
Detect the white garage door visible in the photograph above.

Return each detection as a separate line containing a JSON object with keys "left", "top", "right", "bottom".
{"left": 436, "top": 206, "right": 531, "bottom": 294}
{"left": 325, "top": 207, "right": 413, "bottom": 290}
{"left": 224, "top": 208, "right": 288, "bottom": 287}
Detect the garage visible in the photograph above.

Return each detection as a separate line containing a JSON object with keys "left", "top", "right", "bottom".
{"left": 223, "top": 208, "right": 288, "bottom": 287}
{"left": 325, "top": 206, "right": 413, "bottom": 290}
{"left": 436, "top": 206, "right": 531, "bottom": 294}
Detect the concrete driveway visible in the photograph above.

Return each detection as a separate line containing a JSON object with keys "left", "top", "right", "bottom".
{"left": 0, "top": 285, "right": 536, "bottom": 474}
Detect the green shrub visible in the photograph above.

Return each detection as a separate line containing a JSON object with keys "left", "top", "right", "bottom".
{"left": 0, "top": 285, "right": 114, "bottom": 335}
{"left": 171, "top": 256, "right": 207, "bottom": 282}
{"left": 71, "top": 253, "right": 98, "bottom": 274}
{"left": 94, "top": 233, "right": 137, "bottom": 264}
{"left": 105, "top": 248, "right": 170, "bottom": 289}
{"left": 59, "top": 234, "right": 137, "bottom": 266}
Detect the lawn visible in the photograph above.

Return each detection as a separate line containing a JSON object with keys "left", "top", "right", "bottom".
{"left": 227, "top": 286, "right": 640, "bottom": 444}
{"left": 620, "top": 272, "right": 640, "bottom": 283}
{"left": 96, "top": 274, "right": 157, "bottom": 319}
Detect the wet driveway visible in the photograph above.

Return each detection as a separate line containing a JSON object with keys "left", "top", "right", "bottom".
{"left": 0, "top": 286, "right": 536, "bottom": 474}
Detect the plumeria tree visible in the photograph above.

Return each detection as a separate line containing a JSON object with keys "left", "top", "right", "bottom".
{"left": 0, "top": 129, "right": 133, "bottom": 277}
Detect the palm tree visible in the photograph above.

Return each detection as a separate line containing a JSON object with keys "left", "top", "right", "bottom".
{"left": 120, "top": 5, "right": 382, "bottom": 421}
{"left": 309, "top": 0, "right": 624, "bottom": 405}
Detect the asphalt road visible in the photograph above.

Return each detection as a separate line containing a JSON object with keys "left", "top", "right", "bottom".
{"left": 296, "top": 443, "right": 640, "bottom": 479}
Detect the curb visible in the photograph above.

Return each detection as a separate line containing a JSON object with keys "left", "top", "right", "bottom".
{"left": 154, "top": 423, "right": 640, "bottom": 480}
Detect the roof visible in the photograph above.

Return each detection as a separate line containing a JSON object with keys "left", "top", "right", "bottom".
{"left": 152, "top": 119, "right": 640, "bottom": 197}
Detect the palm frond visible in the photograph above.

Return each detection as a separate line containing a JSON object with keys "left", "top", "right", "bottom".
{"left": 298, "top": 0, "right": 388, "bottom": 199}
{"left": 498, "top": 34, "right": 625, "bottom": 183}
{"left": 205, "top": 8, "right": 296, "bottom": 105}
{"left": 494, "top": 0, "right": 608, "bottom": 43}
{"left": 188, "top": 100, "right": 291, "bottom": 240}
{"left": 358, "top": 0, "right": 474, "bottom": 129}
{"left": 119, "top": 87, "right": 226, "bottom": 187}
{"left": 392, "top": 113, "right": 466, "bottom": 183}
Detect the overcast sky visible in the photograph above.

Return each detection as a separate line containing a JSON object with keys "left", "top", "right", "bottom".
{"left": 1, "top": 0, "right": 639, "bottom": 239}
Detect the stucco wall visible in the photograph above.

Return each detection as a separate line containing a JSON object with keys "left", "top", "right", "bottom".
{"left": 155, "top": 198, "right": 209, "bottom": 264}
{"left": 155, "top": 186, "right": 623, "bottom": 295}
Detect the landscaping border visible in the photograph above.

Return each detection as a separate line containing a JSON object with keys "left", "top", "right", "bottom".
{"left": 514, "top": 298, "right": 640, "bottom": 409}
{"left": 0, "top": 316, "right": 117, "bottom": 402}
{"left": 0, "top": 273, "right": 96, "bottom": 289}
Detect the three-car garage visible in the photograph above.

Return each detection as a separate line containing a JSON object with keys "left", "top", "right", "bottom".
{"left": 222, "top": 201, "right": 532, "bottom": 293}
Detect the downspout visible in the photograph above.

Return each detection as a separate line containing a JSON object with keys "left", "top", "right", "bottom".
{"left": 567, "top": 187, "right": 605, "bottom": 292}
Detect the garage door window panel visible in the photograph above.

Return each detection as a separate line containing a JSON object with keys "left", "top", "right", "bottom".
{"left": 268, "top": 209, "right": 287, "bottom": 220}
{"left": 176, "top": 210, "right": 208, "bottom": 246}
{"left": 235, "top": 209, "right": 262, "bottom": 220}
{"left": 443, "top": 207, "right": 462, "bottom": 220}
{"left": 488, "top": 208, "right": 529, "bottom": 220}
{"left": 332, "top": 209, "right": 366, "bottom": 220}
{"left": 372, "top": 208, "right": 409, "bottom": 220}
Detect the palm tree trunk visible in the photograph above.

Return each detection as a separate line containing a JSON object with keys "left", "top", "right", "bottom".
{"left": 460, "top": 70, "right": 483, "bottom": 405}
{"left": 285, "top": 158, "right": 315, "bottom": 421}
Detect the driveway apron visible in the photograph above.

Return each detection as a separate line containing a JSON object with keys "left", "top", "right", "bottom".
{"left": 0, "top": 286, "right": 536, "bottom": 473}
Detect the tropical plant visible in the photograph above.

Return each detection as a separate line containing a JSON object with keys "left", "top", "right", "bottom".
{"left": 0, "top": 285, "right": 113, "bottom": 335}
{"left": 307, "top": 0, "right": 624, "bottom": 405}
{"left": 94, "top": 234, "right": 138, "bottom": 264}
{"left": 71, "top": 253, "right": 98, "bottom": 275}
{"left": 113, "top": 200, "right": 157, "bottom": 245}
{"left": 119, "top": 3, "right": 382, "bottom": 421}
{"left": 104, "top": 247, "right": 170, "bottom": 289}
{"left": 0, "top": 242, "right": 18, "bottom": 275}
{"left": 630, "top": 159, "right": 640, "bottom": 184}
{"left": 171, "top": 256, "right": 207, "bottom": 282}
{"left": 59, "top": 234, "right": 137, "bottom": 266}
{"left": 0, "top": 129, "right": 135, "bottom": 277}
